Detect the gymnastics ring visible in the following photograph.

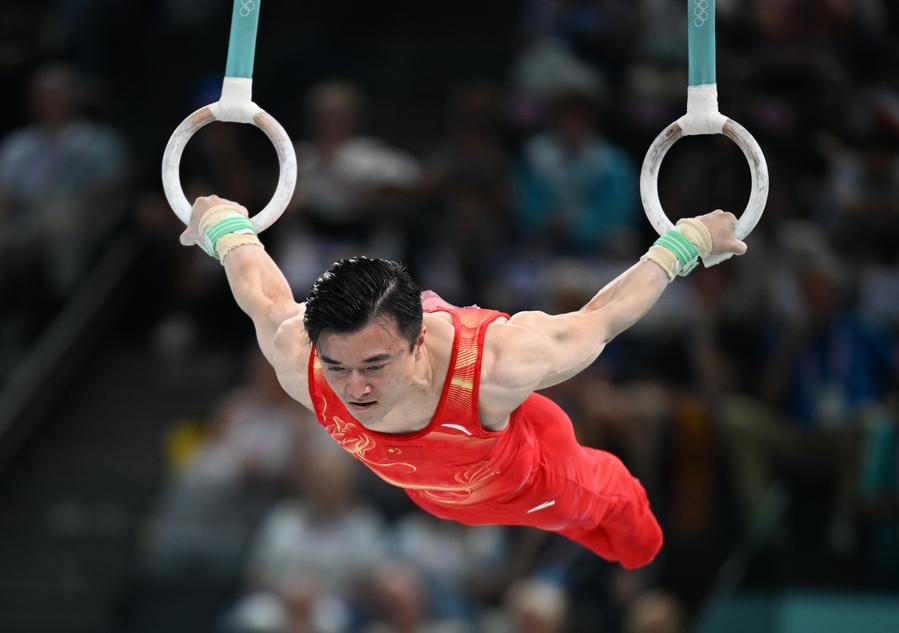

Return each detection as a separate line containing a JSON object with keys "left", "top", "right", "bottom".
{"left": 161, "top": 0, "right": 297, "bottom": 233}
{"left": 640, "top": 0, "right": 769, "bottom": 267}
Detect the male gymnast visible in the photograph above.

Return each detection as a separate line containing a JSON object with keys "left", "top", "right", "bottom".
{"left": 179, "top": 195, "right": 747, "bottom": 569}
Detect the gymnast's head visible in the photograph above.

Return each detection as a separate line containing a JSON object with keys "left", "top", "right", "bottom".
{"left": 304, "top": 257, "right": 425, "bottom": 420}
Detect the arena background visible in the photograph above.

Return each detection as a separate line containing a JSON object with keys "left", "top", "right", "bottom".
{"left": 1, "top": 1, "right": 897, "bottom": 632}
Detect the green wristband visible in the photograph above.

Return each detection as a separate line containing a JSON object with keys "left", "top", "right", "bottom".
{"left": 202, "top": 215, "right": 256, "bottom": 258}
{"left": 654, "top": 230, "right": 700, "bottom": 276}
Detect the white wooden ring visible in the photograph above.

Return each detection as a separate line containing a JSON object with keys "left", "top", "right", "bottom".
{"left": 639, "top": 117, "right": 769, "bottom": 266}
{"left": 161, "top": 103, "right": 297, "bottom": 233}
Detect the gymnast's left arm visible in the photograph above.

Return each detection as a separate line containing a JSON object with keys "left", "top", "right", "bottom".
{"left": 482, "top": 210, "right": 747, "bottom": 400}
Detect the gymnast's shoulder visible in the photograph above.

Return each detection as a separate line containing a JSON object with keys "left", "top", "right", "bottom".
{"left": 271, "top": 303, "right": 308, "bottom": 354}
{"left": 480, "top": 315, "right": 552, "bottom": 392}
{"left": 268, "top": 304, "right": 314, "bottom": 408}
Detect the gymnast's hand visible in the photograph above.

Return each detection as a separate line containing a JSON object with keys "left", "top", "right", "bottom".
{"left": 179, "top": 195, "right": 249, "bottom": 247}
{"left": 695, "top": 209, "right": 748, "bottom": 257}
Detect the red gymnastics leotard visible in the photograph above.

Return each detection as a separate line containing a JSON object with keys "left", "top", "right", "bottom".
{"left": 307, "top": 293, "right": 663, "bottom": 569}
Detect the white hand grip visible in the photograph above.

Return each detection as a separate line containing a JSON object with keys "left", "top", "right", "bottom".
{"left": 161, "top": 96, "right": 297, "bottom": 233}
{"left": 640, "top": 117, "right": 769, "bottom": 268}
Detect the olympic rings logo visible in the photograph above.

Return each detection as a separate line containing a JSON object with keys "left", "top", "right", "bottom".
{"left": 694, "top": 0, "right": 709, "bottom": 27}
{"left": 239, "top": 0, "right": 257, "bottom": 17}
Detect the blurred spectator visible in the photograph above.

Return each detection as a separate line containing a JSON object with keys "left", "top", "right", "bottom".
{"left": 520, "top": 0, "right": 641, "bottom": 86}
{"left": 242, "top": 441, "right": 387, "bottom": 629}
{"left": 511, "top": 36, "right": 604, "bottom": 118}
{"left": 720, "top": 239, "right": 895, "bottom": 552}
{"left": 0, "top": 62, "right": 128, "bottom": 328}
{"left": 141, "top": 351, "right": 307, "bottom": 579}
{"left": 391, "top": 514, "right": 507, "bottom": 619}
{"left": 414, "top": 84, "right": 514, "bottom": 304}
{"left": 0, "top": 63, "right": 128, "bottom": 290}
{"left": 207, "top": 351, "right": 308, "bottom": 482}
{"left": 515, "top": 87, "right": 640, "bottom": 257}
{"left": 296, "top": 80, "right": 421, "bottom": 216}
{"left": 224, "top": 584, "right": 350, "bottom": 633}
{"left": 827, "top": 123, "right": 899, "bottom": 264}
{"left": 483, "top": 576, "right": 569, "bottom": 633}
{"left": 134, "top": 190, "right": 246, "bottom": 356}
{"left": 622, "top": 589, "right": 686, "bottom": 633}
{"left": 362, "top": 561, "right": 472, "bottom": 633}
{"left": 221, "top": 592, "right": 291, "bottom": 633}
{"left": 280, "top": 80, "right": 421, "bottom": 290}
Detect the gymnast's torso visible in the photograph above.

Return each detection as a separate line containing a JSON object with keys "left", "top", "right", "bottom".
{"left": 306, "top": 299, "right": 539, "bottom": 498}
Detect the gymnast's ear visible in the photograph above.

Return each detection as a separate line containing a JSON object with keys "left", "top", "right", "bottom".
{"left": 413, "top": 326, "right": 427, "bottom": 357}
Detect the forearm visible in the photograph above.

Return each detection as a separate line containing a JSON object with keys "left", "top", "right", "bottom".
{"left": 580, "top": 257, "right": 669, "bottom": 343}
{"left": 223, "top": 245, "right": 299, "bottom": 349}
{"left": 501, "top": 211, "right": 742, "bottom": 392}
{"left": 579, "top": 215, "right": 720, "bottom": 341}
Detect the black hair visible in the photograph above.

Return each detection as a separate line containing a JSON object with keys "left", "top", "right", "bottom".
{"left": 304, "top": 257, "right": 423, "bottom": 349}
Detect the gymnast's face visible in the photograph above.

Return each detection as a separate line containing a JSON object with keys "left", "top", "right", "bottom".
{"left": 317, "top": 317, "right": 425, "bottom": 426}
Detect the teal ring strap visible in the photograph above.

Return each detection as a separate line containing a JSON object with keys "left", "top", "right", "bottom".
{"left": 225, "top": 0, "right": 261, "bottom": 79}
{"left": 688, "top": 0, "right": 716, "bottom": 86}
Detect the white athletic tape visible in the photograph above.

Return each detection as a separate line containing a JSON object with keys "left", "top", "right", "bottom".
{"left": 209, "top": 77, "right": 263, "bottom": 123}
{"left": 677, "top": 84, "right": 727, "bottom": 136}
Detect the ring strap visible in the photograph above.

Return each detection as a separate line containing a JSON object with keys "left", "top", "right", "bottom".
{"left": 226, "top": 0, "right": 261, "bottom": 79}
{"left": 688, "top": 0, "right": 716, "bottom": 86}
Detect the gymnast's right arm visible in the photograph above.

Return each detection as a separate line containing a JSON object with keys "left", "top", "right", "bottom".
{"left": 179, "top": 195, "right": 304, "bottom": 363}
{"left": 221, "top": 239, "right": 303, "bottom": 361}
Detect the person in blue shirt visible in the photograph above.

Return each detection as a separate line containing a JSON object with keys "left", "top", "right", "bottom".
{"left": 515, "top": 90, "right": 639, "bottom": 256}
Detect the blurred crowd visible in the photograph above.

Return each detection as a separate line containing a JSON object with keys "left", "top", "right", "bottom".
{"left": 2, "top": 0, "right": 899, "bottom": 631}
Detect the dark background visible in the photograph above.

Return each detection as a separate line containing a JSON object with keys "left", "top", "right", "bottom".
{"left": 0, "top": 1, "right": 897, "bottom": 632}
